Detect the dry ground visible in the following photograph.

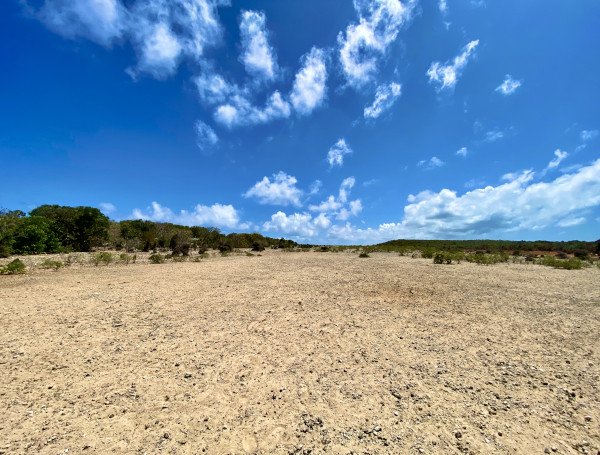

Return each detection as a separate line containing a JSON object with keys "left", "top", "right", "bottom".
{"left": 0, "top": 251, "right": 599, "bottom": 455}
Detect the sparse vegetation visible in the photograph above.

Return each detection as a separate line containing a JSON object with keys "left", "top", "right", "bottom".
{"left": 91, "top": 252, "right": 113, "bottom": 266}
{"left": 39, "top": 259, "right": 64, "bottom": 270}
{"left": 537, "top": 256, "right": 583, "bottom": 270}
{"left": 359, "top": 252, "right": 370, "bottom": 258}
{"left": 1, "top": 258, "right": 26, "bottom": 275}
{"left": 149, "top": 253, "right": 165, "bottom": 264}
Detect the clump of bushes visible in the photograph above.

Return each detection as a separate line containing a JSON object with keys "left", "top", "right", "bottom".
{"left": 0, "top": 258, "right": 26, "bottom": 275}
{"left": 39, "top": 259, "right": 63, "bottom": 270}
{"left": 251, "top": 241, "right": 266, "bottom": 252}
{"left": 91, "top": 252, "right": 113, "bottom": 266}
{"left": 119, "top": 253, "right": 136, "bottom": 264}
{"left": 537, "top": 256, "right": 583, "bottom": 270}
{"left": 464, "top": 252, "right": 509, "bottom": 265}
{"left": 218, "top": 242, "right": 232, "bottom": 254}
{"left": 149, "top": 253, "right": 165, "bottom": 264}
{"left": 359, "top": 252, "right": 370, "bottom": 258}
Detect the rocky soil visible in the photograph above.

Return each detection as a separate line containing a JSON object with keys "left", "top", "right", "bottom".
{"left": 0, "top": 251, "right": 598, "bottom": 454}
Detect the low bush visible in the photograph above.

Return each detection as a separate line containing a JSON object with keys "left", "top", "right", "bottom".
{"left": 359, "top": 252, "right": 370, "bottom": 258}
{"left": 91, "top": 252, "right": 113, "bottom": 266}
{"left": 39, "top": 259, "right": 63, "bottom": 270}
{"left": 1, "top": 259, "right": 26, "bottom": 275}
{"left": 251, "top": 241, "right": 266, "bottom": 252}
{"left": 537, "top": 256, "right": 582, "bottom": 270}
{"left": 218, "top": 243, "right": 232, "bottom": 253}
{"left": 149, "top": 253, "right": 164, "bottom": 264}
{"left": 421, "top": 248, "right": 435, "bottom": 259}
{"left": 245, "top": 252, "right": 255, "bottom": 257}
{"left": 464, "top": 252, "right": 509, "bottom": 265}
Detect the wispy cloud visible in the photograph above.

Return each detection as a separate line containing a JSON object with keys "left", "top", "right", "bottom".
{"left": 417, "top": 156, "right": 445, "bottom": 169}
{"left": 364, "top": 82, "right": 402, "bottom": 119}
{"left": 99, "top": 202, "right": 117, "bottom": 215}
{"left": 427, "top": 40, "right": 479, "bottom": 91}
{"left": 495, "top": 74, "right": 522, "bottom": 95}
{"left": 338, "top": 0, "right": 414, "bottom": 87}
{"left": 327, "top": 139, "right": 353, "bottom": 168}
{"left": 545, "top": 149, "right": 568, "bottom": 171}
{"left": 244, "top": 171, "right": 303, "bottom": 207}
{"left": 290, "top": 47, "right": 328, "bottom": 115}
{"left": 214, "top": 91, "right": 291, "bottom": 128}
{"left": 484, "top": 129, "right": 504, "bottom": 143}
{"left": 580, "top": 129, "right": 599, "bottom": 142}
{"left": 456, "top": 147, "right": 468, "bottom": 157}
{"left": 195, "top": 120, "right": 218, "bottom": 152}
{"left": 239, "top": 10, "right": 278, "bottom": 81}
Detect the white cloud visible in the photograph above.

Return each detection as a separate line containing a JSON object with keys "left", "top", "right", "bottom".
{"left": 239, "top": 10, "right": 277, "bottom": 81}
{"left": 214, "top": 91, "right": 291, "bottom": 128}
{"left": 557, "top": 217, "right": 586, "bottom": 228}
{"left": 484, "top": 129, "right": 504, "bottom": 143}
{"left": 417, "top": 156, "right": 445, "bottom": 169}
{"left": 99, "top": 202, "right": 117, "bottom": 215}
{"left": 495, "top": 74, "right": 522, "bottom": 95}
{"left": 36, "top": 0, "right": 226, "bottom": 79}
{"left": 580, "top": 129, "right": 599, "bottom": 142}
{"left": 439, "top": 0, "right": 448, "bottom": 14}
{"left": 195, "top": 120, "right": 218, "bottom": 151}
{"left": 546, "top": 149, "right": 568, "bottom": 171}
{"left": 364, "top": 82, "right": 402, "bottom": 119}
{"left": 263, "top": 211, "right": 319, "bottom": 238}
{"left": 308, "top": 177, "right": 362, "bottom": 222}
{"left": 290, "top": 47, "right": 328, "bottom": 115}
{"left": 456, "top": 147, "right": 468, "bottom": 157}
{"left": 131, "top": 201, "right": 241, "bottom": 229}
{"left": 244, "top": 172, "right": 303, "bottom": 207}
{"left": 37, "top": 0, "right": 125, "bottom": 46}
{"left": 327, "top": 139, "right": 353, "bottom": 167}
{"left": 338, "top": 0, "right": 414, "bottom": 87}
{"left": 427, "top": 39, "right": 479, "bottom": 91}
{"left": 309, "top": 180, "right": 323, "bottom": 195}
{"left": 194, "top": 72, "right": 242, "bottom": 104}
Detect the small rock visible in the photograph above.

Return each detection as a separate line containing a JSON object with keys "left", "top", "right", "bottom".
{"left": 163, "top": 432, "right": 171, "bottom": 440}
{"left": 455, "top": 431, "right": 462, "bottom": 439}
{"left": 184, "top": 373, "right": 192, "bottom": 379}
{"left": 584, "top": 416, "right": 592, "bottom": 422}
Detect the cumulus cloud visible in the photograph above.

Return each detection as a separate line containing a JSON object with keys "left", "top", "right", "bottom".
{"left": 456, "top": 147, "right": 468, "bottom": 157}
{"left": 439, "top": 0, "right": 448, "bottom": 14}
{"left": 417, "top": 156, "right": 445, "bottom": 169}
{"left": 495, "top": 74, "right": 522, "bottom": 95}
{"left": 239, "top": 10, "right": 278, "bottom": 81}
{"left": 195, "top": 120, "right": 218, "bottom": 151}
{"left": 35, "top": 0, "right": 226, "bottom": 79}
{"left": 131, "top": 201, "right": 241, "bottom": 228}
{"left": 364, "top": 82, "right": 402, "bottom": 119}
{"left": 427, "top": 39, "right": 479, "bottom": 91}
{"left": 327, "top": 139, "right": 353, "bottom": 167}
{"left": 99, "top": 202, "right": 117, "bottom": 215}
{"left": 338, "top": 0, "right": 414, "bottom": 87}
{"left": 309, "top": 177, "right": 362, "bottom": 221}
{"left": 244, "top": 172, "right": 303, "bottom": 207}
{"left": 194, "top": 72, "right": 243, "bottom": 104}
{"left": 214, "top": 91, "right": 291, "bottom": 128}
{"left": 290, "top": 47, "right": 328, "bottom": 115}
{"left": 263, "top": 211, "right": 321, "bottom": 238}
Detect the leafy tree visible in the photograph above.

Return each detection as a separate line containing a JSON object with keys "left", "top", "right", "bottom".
{"left": 0, "top": 209, "right": 25, "bottom": 257}
{"left": 12, "top": 216, "right": 60, "bottom": 254}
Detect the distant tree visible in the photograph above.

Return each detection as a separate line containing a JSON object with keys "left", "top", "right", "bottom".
{"left": 12, "top": 216, "right": 61, "bottom": 254}
{"left": 0, "top": 209, "right": 25, "bottom": 257}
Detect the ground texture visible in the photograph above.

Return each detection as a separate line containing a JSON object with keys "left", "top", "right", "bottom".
{"left": 1, "top": 252, "right": 599, "bottom": 454}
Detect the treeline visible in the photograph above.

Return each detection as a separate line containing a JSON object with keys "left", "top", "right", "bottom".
{"left": 0, "top": 205, "right": 296, "bottom": 257}
{"left": 372, "top": 239, "right": 600, "bottom": 255}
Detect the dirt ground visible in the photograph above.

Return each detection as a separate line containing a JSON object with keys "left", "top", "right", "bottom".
{"left": 1, "top": 251, "right": 599, "bottom": 454}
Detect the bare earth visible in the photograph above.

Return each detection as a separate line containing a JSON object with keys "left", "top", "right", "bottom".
{"left": 1, "top": 251, "right": 599, "bottom": 455}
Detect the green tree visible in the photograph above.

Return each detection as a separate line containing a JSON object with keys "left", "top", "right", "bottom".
{"left": 12, "top": 216, "right": 60, "bottom": 254}
{"left": 0, "top": 209, "right": 25, "bottom": 257}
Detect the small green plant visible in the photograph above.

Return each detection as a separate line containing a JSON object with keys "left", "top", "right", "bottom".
{"left": 537, "top": 256, "right": 582, "bottom": 270}
{"left": 421, "top": 248, "right": 435, "bottom": 259}
{"left": 149, "top": 253, "right": 164, "bottom": 264}
{"left": 1, "top": 259, "right": 26, "bottom": 275}
{"left": 91, "top": 252, "right": 113, "bottom": 266}
{"left": 119, "top": 253, "right": 132, "bottom": 264}
{"left": 359, "top": 252, "right": 370, "bottom": 258}
{"left": 245, "top": 251, "right": 255, "bottom": 257}
{"left": 39, "top": 259, "right": 63, "bottom": 270}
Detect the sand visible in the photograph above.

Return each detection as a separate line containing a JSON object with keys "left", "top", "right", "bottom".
{"left": 1, "top": 251, "right": 599, "bottom": 454}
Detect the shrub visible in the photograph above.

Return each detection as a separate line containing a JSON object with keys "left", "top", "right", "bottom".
{"left": 556, "top": 252, "right": 569, "bottom": 259}
{"left": 149, "top": 253, "right": 164, "bottom": 264}
{"left": 433, "top": 252, "right": 452, "bottom": 264}
{"left": 1, "top": 259, "right": 26, "bottom": 275}
{"left": 251, "top": 241, "right": 266, "bottom": 252}
{"left": 119, "top": 253, "right": 132, "bottom": 264}
{"left": 421, "top": 248, "right": 435, "bottom": 259}
{"left": 538, "top": 256, "right": 582, "bottom": 270}
{"left": 318, "top": 246, "right": 330, "bottom": 252}
{"left": 39, "top": 259, "right": 63, "bottom": 270}
{"left": 170, "top": 232, "right": 191, "bottom": 256}
{"left": 245, "top": 252, "right": 255, "bottom": 257}
{"left": 464, "top": 252, "right": 509, "bottom": 265}
{"left": 573, "top": 249, "right": 590, "bottom": 260}
{"left": 359, "top": 252, "right": 370, "bottom": 258}
{"left": 91, "top": 252, "right": 113, "bottom": 266}
{"left": 218, "top": 242, "right": 232, "bottom": 253}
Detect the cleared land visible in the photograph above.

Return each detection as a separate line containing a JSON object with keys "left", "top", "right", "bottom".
{"left": 1, "top": 251, "right": 599, "bottom": 454}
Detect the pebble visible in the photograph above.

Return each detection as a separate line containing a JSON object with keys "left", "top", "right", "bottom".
{"left": 455, "top": 431, "right": 462, "bottom": 439}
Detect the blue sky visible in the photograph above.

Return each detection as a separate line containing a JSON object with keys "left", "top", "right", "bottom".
{"left": 1, "top": 0, "right": 599, "bottom": 244}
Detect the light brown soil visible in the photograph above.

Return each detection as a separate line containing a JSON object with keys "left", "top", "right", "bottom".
{"left": 1, "top": 251, "right": 599, "bottom": 454}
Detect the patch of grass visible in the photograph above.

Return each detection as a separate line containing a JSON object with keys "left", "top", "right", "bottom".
{"left": 119, "top": 253, "right": 132, "bottom": 264}
{"left": 1, "top": 259, "right": 26, "bottom": 275}
{"left": 39, "top": 258, "right": 63, "bottom": 270}
{"left": 149, "top": 253, "right": 165, "bottom": 264}
{"left": 91, "top": 252, "right": 113, "bottom": 266}
{"left": 245, "top": 252, "right": 255, "bottom": 257}
{"left": 359, "top": 252, "right": 370, "bottom": 258}
{"left": 537, "top": 256, "right": 583, "bottom": 270}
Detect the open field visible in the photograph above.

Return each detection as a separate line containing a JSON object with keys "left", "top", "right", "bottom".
{"left": 1, "top": 251, "right": 599, "bottom": 454}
